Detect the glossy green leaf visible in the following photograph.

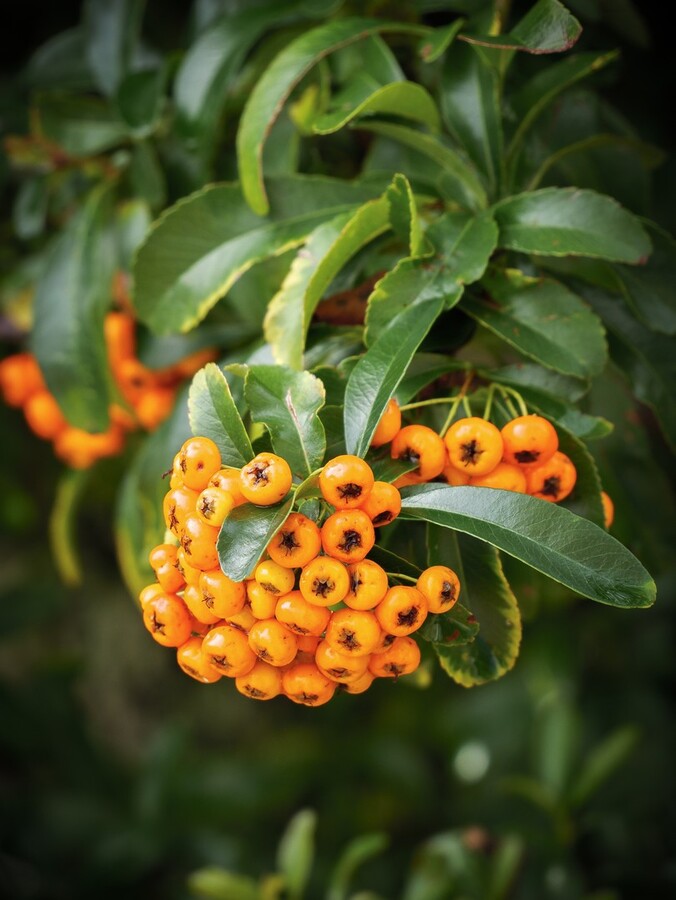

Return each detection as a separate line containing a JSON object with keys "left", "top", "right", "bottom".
{"left": 264, "top": 196, "right": 390, "bottom": 369}
{"left": 49, "top": 469, "right": 89, "bottom": 588}
{"left": 116, "top": 397, "right": 192, "bottom": 597}
{"left": 427, "top": 211, "right": 498, "bottom": 303}
{"left": 425, "top": 526, "right": 520, "bottom": 686}
{"left": 236, "top": 17, "right": 428, "bottom": 215}
{"left": 345, "top": 260, "right": 450, "bottom": 457}
{"left": 613, "top": 222, "right": 676, "bottom": 335}
{"left": 84, "top": 0, "right": 145, "bottom": 96}
{"left": 133, "top": 176, "right": 381, "bottom": 334}
{"left": 464, "top": 273, "right": 607, "bottom": 378}
{"left": 556, "top": 424, "right": 604, "bottom": 526}
{"left": 395, "top": 353, "right": 466, "bottom": 404}
{"left": 277, "top": 809, "right": 316, "bottom": 900}
{"left": 32, "top": 186, "right": 115, "bottom": 431}
{"left": 357, "top": 121, "right": 487, "bottom": 211}
{"left": 117, "top": 66, "right": 165, "bottom": 135}
{"left": 400, "top": 484, "right": 656, "bottom": 608}
{"left": 440, "top": 41, "right": 502, "bottom": 194}
{"left": 35, "top": 94, "right": 129, "bottom": 157}
{"left": 387, "top": 173, "right": 425, "bottom": 257}
{"left": 419, "top": 19, "right": 465, "bottom": 63}
{"left": 13, "top": 176, "right": 48, "bottom": 241}
{"left": 188, "top": 363, "right": 253, "bottom": 467}
{"left": 327, "top": 833, "right": 389, "bottom": 900}
{"left": 244, "top": 366, "right": 326, "bottom": 477}
{"left": 582, "top": 285, "right": 676, "bottom": 450}
{"left": 368, "top": 455, "right": 417, "bottom": 484}
{"left": 218, "top": 496, "right": 293, "bottom": 582}
{"left": 187, "top": 867, "right": 259, "bottom": 900}
{"left": 312, "top": 80, "right": 440, "bottom": 135}
{"left": 459, "top": 0, "right": 581, "bottom": 54}
{"left": 493, "top": 188, "right": 651, "bottom": 262}
{"left": 418, "top": 600, "right": 480, "bottom": 648}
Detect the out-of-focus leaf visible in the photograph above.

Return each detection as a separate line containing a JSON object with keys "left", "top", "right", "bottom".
{"left": 187, "top": 866, "right": 259, "bottom": 900}
{"left": 613, "top": 222, "right": 676, "bottom": 335}
{"left": 117, "top": 66, "right": 165, "bottom": 135}
{"left": 327, "top": 833, "right": 389, "bottom": 900}
{"left": 312, "top": 80, "right": 440, "bottom": 135}
{"left": 569, "top": 725, "right": 639, "bottom": 808}
{"left": 115, "top": 198, "right": 152, "bottom": 270}
{"left": 460, "top": 0, "right": 582, "bottom": 54}
{"left": 127, "top": 140, "right": 167, "bottom": 210}
{"left": 34, "top": 94, "right": 130, "bottom": 157}
{"left": 189, "top": 363, "right": 253, "bottom": 467}
{"left": 13, "top": 177, "right": 49, "bottom": 241}
{"left": 84, "top": 0, "right": 145, "bottom": 96}
{"left": 49, "top": 469, "right": 89, "bottom": 587}
{"left": 26, "top": 28, "right": 94, "bottom": 91}
{"left": 276, "top": 809, "right": 317, "bottom": 900}
{"left": 419, "top": 19, "right": 465, "bottom": 63}
{"left": 400, "top": 484, "right": 656, "bottom": 608}
{"left": 32, "top": 185, "right": 115, "bottom": 431}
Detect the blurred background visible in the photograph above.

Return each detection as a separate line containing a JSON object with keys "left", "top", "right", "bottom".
{"left": 1, "top": 2, "right": 675, "bottom": 898}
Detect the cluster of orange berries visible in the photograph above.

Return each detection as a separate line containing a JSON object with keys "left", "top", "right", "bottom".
{"left": 140, "top": 437, "right": 463, "bottom": 706}
{"left": 0, "top": 312, "right": 214, "bottom": 469}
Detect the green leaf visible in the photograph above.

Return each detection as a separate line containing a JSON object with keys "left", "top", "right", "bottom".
{"left": 356, "top": 121, "right": 487, "bottom": 210}
{"left": 32, "top": 186, "right": 115, "bottom": 431}
{"left": 244, "top": 366, "right": 326, "bottom": 477}
{"left": 327, "top": 833, "right": 389, "bottom": 900}
{"left": 115, "top": 198, "right": 152, "bottom": 271}
{"left": 386, "top": 173, "right": 425, "bottom": 257}
{"left": 440, "top": 41, "right": 502, "bottom": 195}
{"left": 555, "top": 425, "right": 604, "bottom": 526}
{"left": 459, "top": 0, "right": 581, "bottom": 54}
{"left": 277, "top": 809, "right": 317, "bottom": 900}
{"left": 368, "top": 455, "right": 417, "bottom": 484}
{"left": 49, "top": 469, "right": 89, "bottom": 587}
{"left": 426, "top": 526, "right": 521, "bottom": 686}
{"left": 581, "top": 285, "right": 676, "bottom": 450}
{"left": 264, "top": 196, "right": 390, "bottom": 369}
{"left": 419, "top": 19, "right": 465, "bottom": 64}
{"left": 187, "top": 866, "right": 260, "bottom": 900}
{"left": 427, "top": 211, "right": 498, "bottom": 300}
{"left": 569, "top": 726, "right": 639, "bottom": 808}
{"left": 117, "top": 66, "right": 165, "bottom": 136}
{"left": 395, "top": 353, "right": 466, "bottom": 404}
{"left": 400, "top": 484, "right": 656, "bottom": 608}
{"left": 133, "top": 176, "right": 381, "bottom": 334}
{"left": 84, "top": 0, "right": 145, "bottom": 96}
{"left": 236, "top": 17, "right": 428, "bottom": 215}
{"left": 26, "top": 27, "right": 94, "bottom": 92}
{"left": 312, "top": 80, "right": 440, "bottom": 135}
{"left": 13, "top": 176, "right": 49, "bottom": 241}
{"left": 613, "top": 222, "right": 676, "bottom": 336}
{"left": 418, "top": 600, "right": 480, "bottom": 648}
{"left": 116, "top": 396, "right": 192, "bottom": 597}
{"left": 344, "top": 260, "right": 449, "bottom": 457}
{"left": 35, "top": 93, "right": 129, "bottom": 157}
{"left": 127, "top": 140, "right": 167, "bottom": 211}
{"left": 464, "top": 273, "right": 607, "bottom": 378}
{"left": 218, "top": 497, "right": 293, "bottom": 583}
{"left": 493, "top": 188, "right": 652, "bottom": 262}
{"left": 188, "top": 363, "right": 253, "bottom": 467}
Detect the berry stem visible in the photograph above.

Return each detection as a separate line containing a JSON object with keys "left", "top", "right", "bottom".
{"left": 498, "top": 385, "right": 528, "bottom": 418}
{"left": 482, "top": 383, "right": 496, "bottom": 421}
{"left": 439, "top": 371, "right": 474, "bottom": 436}
{"left": 400, "top": 397, "right": 458, "bottom": 411}
{"left": 386, "top": 572, "right": 418, "bottom": 584}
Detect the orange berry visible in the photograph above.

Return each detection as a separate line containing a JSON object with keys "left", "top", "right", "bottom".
{"left": 268, "top": 513, "right": 321, "bottom": 569}
{"left": 444, "top": 417, "right": 503, "bottom": 476}
{"left": 247, "top": 580, "right": 279, "bottom": 619}
{"left": 369, "top": 635, "right": 421, "bottom": 678}
{"left": 109, "top": 403, "right": 137, "bottom": 431}
{"left": 23, "top": 390, "right": 67, "bottom": 440}
{"left": 116, "top": 358, "right": 155, "bottom": 405}
{"left": 375, "top": 586, "right": 428, "bottom": 636}
{"left": 209, "top": 467, "right": 246, "bottom": 506}
{"left": 344, "top": 670, "right": 375, "bottom": 694}
{"left": 325, "top": 608, "right": 382, "bottom": 657}
{"left": 176, "top": 547, "right": 202, "bottom": 586}
{"left": 359, "top": 481, "right": 401, "bottom": 527}
{"left": 437, "top": 463, "right": 470, "bottom": 486}
{"left": 248, "top": 618, "right": 298, "bottom": 667}
{"left": 526, "top": 451, "right": 577, "bottom": 502}
{"left": 104, "top": 311, "right": 135, "bottom": 366}
{"left": 143, "top": 592, "right": 193, "bottom": 648}
{"left": 225, "top": 603, "right": 257, "bottom": 633}
{"left": 344, "top": 560, "right": 389, "bottom": 610}
{"left": 180, "top": 514, "right": 220, "bottom": 570}
{"left": 416, "top": 566, "right": 461, "bottom": 614}
{"left": 601, "top": 490, "right": 614, "bottom": 529}
{"left": 240, "top": 452, "right": 292, "bottom": 505}
{"left": 0, "top": 353, "right": 44, "bottom": 407}
{"left": 148, "top": 543, "right": 185, "bottom": 594}
{"left": 235, "top": 659, "right": 282, "bottom": 700}
{"left": 195, "top": 486, "right": 234, "bottom": 527}
{"left": 282, "top": 663, "right": 336, "bottom": 706}
{"left": 254, "top": 560, "right": 296, "bottom": 597}
{"left": 391, "top": 425, "right": 446, "bottom": 482}
{"left": 199, "top": 569, "right": 246, "bottom": 619}
{"left": 373, "top": 632, "right": 397, "bottom": 653}
{"left": 183, "top": 582, "right": 221, "bottom": 625}
{"left": 275, "top": 590, "right": 331, "bottom": 636}
{"left": 296, "top": 634, "right": 321, "bottom": 655}
{"left": 371, "top": 398, "right": 402, "bottom": 447}
{"left": 178, "top": 437, "right": 222, "bottom": 492}
{"left": 139, "top": 582, "right": 164, "bottom": 610}
{"left": 202, "top": 624, "right": 257, "bottom": 677}
{"left": 170, "top": 347, "right": 218, "bottom": 379}
{"left": 299, "top": 557, "right": 350, "bottom": 607}
{"left": 177, "top": 636, "right": 222, "bottom": 683}
{"left": 315, "top": 640, "right": 370, "bottom": 683}
{"left": 320, "top": 510, "right": 375, "bottom": 564}
{"left": 319, "top": 455, "right": 375, "bottom": 509}
{"left": 134, "top": 386, "right": 176, "bottom": 431}
{"left": 501, "top": 414, "right": 558, "bottom": 467}
{"left": 470, "top": 461, "right": 527, "bottom": 493}
{"left": 53, "top": 428, "right": 101, "bottom": 469}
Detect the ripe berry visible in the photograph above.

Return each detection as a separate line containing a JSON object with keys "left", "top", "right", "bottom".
{"left": 282, "top": 663, "right": 336, "bottom": 706}
{"left": 343, "top": 670, "right": 375, "bottom": 694}
{"left": 199, "top": 569, "right": 246, "bottom": 619}
{"left": 196, "top": 486, "right": 235, "bottom": 527}
{"left": 183, "top": 582, "right": 221, "bottom": 625}
{"left": 315, "top": 640, "right": 370, "bottom": 684}
{"left": 148, "top": 543, "right": 185, "bottom": 594}
{"left": 369, "top": 635, "right": 421, "bottom": 678}
{"left": 163, "top": 486, "right": 199, "bottom": 537}
{"left": 180, "top": 514, "right": 220, "bottom": 571}
{"left": 240, "top": 452, "right": 292, "bottom": 505}
{"left": 268, "top": 513, "right": 321, "bottom": 569}
{"left": 178, "top": 437, "right": 222, "bottom": 492}
{"left": 526, "top": 451, "right": 577, "bottom": 502}
{"left": 209, "top": 467, "right": 246, "bottom": 506}
{"left": 469, "top": 461, "right": 527, "bottom": 493}
{"left": 343, "top": 560, "right": 389, "bottom": 610}
{"left": 235, "top": 660, "right": 282, "bottom": 700}
{"left": 601, "top": 490, "right": 614, "bottom": 529}
{"left": 177, "top": 636, "right": 222, "bottom": 683}
{"left": 320, "top": 509, "right": 375, "bottom": 563}
{"left": 202, "top": 625, "right": 257, "bottom": 677}
{"left": 359, "top": 481, "right": 401, "bottom": 527}
{"left": 247, "top": 580, "right": 279, "bottom": 619}
{"left": 444, "top": 417, "right": 503, "bottom": 476}
{"left": 248, "top": 618, "right": 298, "bottom": 666}
{"left": 23, "top": 390, "right": 67, "bottom": 440}
{"left": 299, "top": 557, "right": 350, "bottom": 607}
{"left": 319, "top": 455, "right": 375, "bottom": 509}
{"left": 391, "top": 425, "right": 446, "bottom": 482}
{"left": 143, "top": 593, "right": 193, "bottom": 648}
{"left": 501, "top": 414, "right": 558, "bottom": 467}
{"left": 371, "top": 398, "right": 402, "bottom": 447}
{"left": 417, "top": 566, "right": 461, "bottom": 614}
{"left": 275, "top": 590, "right": 331, "bottom": 636}
{"left": 254, "top": 560, "right": 295, "bottom": 597}
{"left": 375, "top": 586, "right": 428, "bottom": 636}
{"left": 0, "top": 353, "right": 45, "bottom": 407}
{"left": 325, "top": 608, "right": 382, "bottom": 657}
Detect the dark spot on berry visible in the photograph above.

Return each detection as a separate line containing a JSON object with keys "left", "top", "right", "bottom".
{"left": 210, "top": 654, "right": 230, "bottom": 670}
{"left": 247, "top": 462, "right": 270, "bottom": 485}
{"left": 338, "top": 529, "right": 362, "bottom": 553}
{"left": 289, "top": 624, "right": 309, "bottom": 635}
{"left": 384, "top": 662, "right": 403, "bottom": 677}
{"left": 382, "top": 634, "right": 395, "bottom": 649}
{"left": 327, "top": 667, "right": 350, "bottom": 678}
{"left": 260, "top": 581, "right": 280, "bottom": 595}
{"left": 460, "top": 439, "right": 483, "bottom": 465}
{"left": 373, "top": 510, "right": 393, "bottom": 525}
{"left": 257, "top": 647, "right": 273, "bottom": 662}
{"left": 515, "top": 449, "right": 539, "bottom": 463}
{"left": 398, "top": 446, "right": 421, "bottom": 471}
{"left": 179, "top": 456, "right": 187, "bottom": 474}
{"left": 168, "top": 505, "right": 179, "bottom": 532}
{"left": 202, "top": 590, "right": 215, "bottom": 609}
{"left": 150, "top": 612, "right": 165, "bottom": 634}
{"left": 197, "top": 461, "right": 204, "bottom": 471}
{"left": 338, "top": 482, "right": 362, "bottom": 500}
{"left": 245, "top": 686, "right": 267, "bottom": 699}
{"left": 440, "top": 580, "right": 456, "bottom": 605}
{"left": 181, "top": 534, "right": 193, "bottom": 555}
{"left": 299, "top": 692, "right": 319, "bottom": 703}
{"left": 181, "top": 664, "right": 200, "bottom": 678}
{"left": 338, "top": 628, "right": 360, "bottom": 651}
{"left": 200, "top": 497, "right": 216, "bottom": 518}
{"left": 541, "top": 475, "right": 561, "bottom": 498}
{"left": 397, "top": 606, "right": 419, "bottom": 627}
{"left": 312, "top": 577, "right": 335, "bottom": 598}
{"left": 279, "top": 530, "right": 300, "bottom": 554}
{"left": 350, "top": 572, "right": 362, "bottom": 594}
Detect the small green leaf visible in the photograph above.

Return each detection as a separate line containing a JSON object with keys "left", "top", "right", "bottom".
{"left": 493, "top": 188, "right": 652, "bottom": 262}
{"left": 245, "top": 366, "right": 326, "bottom": 477}
{"left": 127, "top": 141, "right": 167, "bottom": 211}
{"left": 460, "top": 0, "right": 581, "bottom": 54}
{"left": 418, "top": 600, "right": 480, "bottom": 648}
{"left": 277, "top": 809, "right": 316, "bottom": 900}
{"left": 419, "top": 19, "right": 465, "bottom": 63}
{"left": 386, "top": 173, "right": 425, "bottom": 257}
{"left": 34, "top": 93, "right": 129, "bottom": 157}
{"left": 117, "top": 66, "right": 165, "bottom": 136}
{"left": 187, "top": 866, "right": 260, "bottom": 900}
{"left": 32, "top": 185, "right": 115, "bottom": 431}
{"left": 26, "top": 27, "right": 94, "bottom": 92}
{"left": 312, "top": 80, "right": 440, "bottom": 135}
{"left": 427, "top": 211, "right": 498, "bottom": 301}
{"left": 84, "top": 0, "right": 145, "bottom": 96}
{"left": 464, "top": 273, "right": 607, "bottom": 378}
{"left": 133, "top": 176, "right": 381, "bottom": 335}
{"left": 265, "top": 196, "right": 390, "bottom": 369}
{"left": 368, "top": 455, "right": 417, "bottom": 484}
{"left": 218, "top": 496, "right": 293, "bottom": 582}
{"left": 327, "top": 833, "right": 389, "bottom": 900}
{"left": 236, "top": 17, "right": 428, "bottom": 214}
{"left": 13, "top": 176, "right": 49, "bottom": 241}
{"left": 188, "top": 363, "right": 253, "bottom": 467}
{"left": 569, "top": 726, "right": 639, "bottom": 808}
{"left": 396, "top": 353, "right": 466, "bottom": 404}
{"left": 400, "top": 484, "right": 656, "bottom": 608}
{"left": 49, "top": 469, "right": 89, "bottom": 587}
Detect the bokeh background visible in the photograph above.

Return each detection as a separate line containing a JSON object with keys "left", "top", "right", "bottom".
{"left": 1, "top": 2, "right": 675, "bottom": 898}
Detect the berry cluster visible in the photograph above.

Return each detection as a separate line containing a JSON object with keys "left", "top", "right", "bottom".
{"left": 140, "top": 437, "right": 463, "bottom": 706}
{"left": 0, "top": 312, "right": 214, "bottom": 469}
